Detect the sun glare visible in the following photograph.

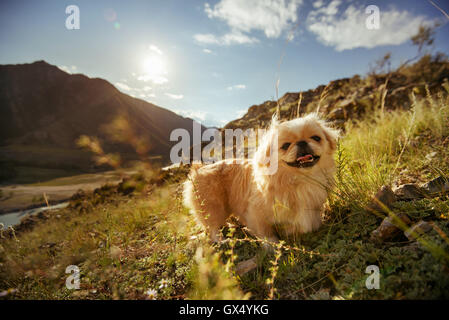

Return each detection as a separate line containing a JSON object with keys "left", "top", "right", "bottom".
{"left": 139, "top": 54, "right": 168, "bottom": 84}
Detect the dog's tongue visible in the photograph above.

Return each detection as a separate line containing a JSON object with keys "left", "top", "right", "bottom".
{"left": 297, "top": 154, "right": 314, "bottom": 163}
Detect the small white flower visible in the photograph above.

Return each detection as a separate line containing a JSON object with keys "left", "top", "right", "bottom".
{"left": 145, "top": 288, "right": 157, "bottom": 300}
{"left": 0, "top": 288, "right": 17, "bottom": 297}
{"left": 159, "top": 279, "right": 169, "bottom": 289}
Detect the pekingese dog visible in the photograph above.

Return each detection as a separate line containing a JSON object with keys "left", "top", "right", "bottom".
{"left": 183, "top": 113, "right": 339, "bottom": 242}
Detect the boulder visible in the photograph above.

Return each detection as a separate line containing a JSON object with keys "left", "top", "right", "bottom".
{"left": 393, "top": 184, "right": 426, "bottom": 200}
{"left": 404, "top": 220, "right": 433, "bottom": 241}
{"left": 367, "top": 185, "right": 397, "bottom": 213}
{"left": 421, "top": 176, "right": 449, "bottom": 195}
{"left": 235, "top": 257, "right": 258, "bottom": 276}
{"left": 370, "top": 213, "right": 411, "bottom": 241}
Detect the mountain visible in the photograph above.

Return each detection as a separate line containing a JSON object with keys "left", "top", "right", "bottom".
{"left": 0, "top": 61, "right": 202, "bottom": 182}
{"left": 225, "top": 54, "right": 449, "bottom": 130}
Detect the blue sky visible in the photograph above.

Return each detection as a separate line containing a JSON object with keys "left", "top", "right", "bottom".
{"left": 0, "top": 0, "right": 448, "bottom": 127}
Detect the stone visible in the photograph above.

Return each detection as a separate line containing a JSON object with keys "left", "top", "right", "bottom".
{"left": 421, "top": 176, "right": 449, "bottom": 195}
{"left": 370, "top": 213, "right": 411, "bottom": 241}
{"left": 404, "top": 220, "right": 433, "bottom": 241}
{"left": 393, "top": 184, "right": 426, "bottom": 200}
{"left": 235, "top": 257, "right": 258, "bottom": 276}
{"left": 367, "top": 185, "right": 397, "bottom": 213}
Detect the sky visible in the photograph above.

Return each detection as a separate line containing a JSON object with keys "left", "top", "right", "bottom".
{"left": 0, "top": 0, "right": 448, "bottom": 127}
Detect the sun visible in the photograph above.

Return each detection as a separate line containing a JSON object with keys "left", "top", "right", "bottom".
{"left": 143, "top": 54, "right": 166, "bottom": 76}
{"left": 139, "top": 54, "right": 168, "bottom": 84}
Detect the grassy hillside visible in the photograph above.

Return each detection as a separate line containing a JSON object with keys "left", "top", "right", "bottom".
{"left": 226, "top": 54, "right": 449, "bottom": 131}
{"left": 1, "top": 75, "right": 449, "bottom": 300}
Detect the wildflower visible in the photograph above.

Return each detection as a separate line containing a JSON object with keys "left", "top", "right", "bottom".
{"left": 0, "top": 288, "right": 17, "bottom": 297}
{"left": 159, "top": 278, "right": 169, "bottom": 289}
{"left": 145, "top": 288, "right": 157, "bottom": 300}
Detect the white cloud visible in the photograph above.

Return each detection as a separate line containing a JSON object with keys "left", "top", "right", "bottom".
{"left": 137, "top": 74, "right": 168, "bottom": 85}
{"left": 149, "top": 44, "right": 163, "bottom": 55}
{"left": 194, "top": 32, "right": 259, "bottom": 45}
{"left": 236, "top": 109, "right": 247, "bottom": 118}
{"left": 58, "top": 65, "right": 77, "bottom": 74}
{"left": 115, "top": 82, "right": 132, "bottom": 91}
{"left": 307, "top": 1, "right": 435, "bottom": 51}
{"left": 202, "top": 48, "right": 213, "bottom": 54}
{"left": 313, "top": 0, "right": 324, "bottom": 9}
{"left": 114, "top": 83, "right": 155, "bottom": 95}
{"left": 205, "top": 0, "right": 303, "bottom": 38}
{"left": 174, "top": 109, "right": 207, "bottom": 122}
{"left": 227, "top": 84, "right": 246, "bottom": 90}
{"left": 138, "top": 93, "right": 156, "bottom": 99}
{"left": 165, "top": 93, "right": 184, "bottom": 100}
{"left": 172, "top": 109, "right": 229, "bottom": 127}
{"left": 194, "top": 0, "right": 302, "bottom": 46}
{"left": 194, "top": 34, "right": 219, "bottom": 44}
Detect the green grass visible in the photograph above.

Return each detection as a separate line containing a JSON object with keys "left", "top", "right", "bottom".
{"left": 1, "top": 87, "right": 449, "bottom": 300}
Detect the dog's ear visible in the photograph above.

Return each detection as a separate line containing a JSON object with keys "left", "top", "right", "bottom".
{"left": 320, "top": 121, "right": 339, "bottom": 152}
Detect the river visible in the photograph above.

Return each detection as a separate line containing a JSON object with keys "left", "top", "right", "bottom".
{"left": 0, "top": 202, "right": 69, "bottom": 228}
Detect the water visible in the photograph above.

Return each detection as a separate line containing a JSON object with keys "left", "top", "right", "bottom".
{"left": 0, "top": 202, "right": 69, "bottom": 228}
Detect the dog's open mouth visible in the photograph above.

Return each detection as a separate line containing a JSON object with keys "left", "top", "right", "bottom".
{"left": 285, "top": 154, "right": 320, "bottom": 168}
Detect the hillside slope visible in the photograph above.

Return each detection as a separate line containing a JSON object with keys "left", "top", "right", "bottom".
{"left": 225, "top": 55, "right": 449, "bottom": 130}
{"left": 0, "top": 61, "right": 202, "bottom": 180}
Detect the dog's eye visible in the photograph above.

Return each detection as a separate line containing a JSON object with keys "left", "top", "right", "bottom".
{"left": 280, "top": 142, "right": 291, "bottom": 150}
{"left": 311, "top": 135, "right": 321, "bottom": 142}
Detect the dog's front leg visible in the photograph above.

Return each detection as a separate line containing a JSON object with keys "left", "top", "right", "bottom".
{"left": 245, "top": 209, "right": 279, "bottom": 244}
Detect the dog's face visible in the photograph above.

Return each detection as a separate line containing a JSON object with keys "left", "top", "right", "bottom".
{"left": 255, "top": 114, "right": 339, "bottom": 175}
{"left": 277, "top": 115, "right": 338, "bottom": 170}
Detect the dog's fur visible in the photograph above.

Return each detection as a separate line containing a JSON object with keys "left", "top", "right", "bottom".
{"left": 183, "top": 114, "right": 339, "bottom": 242}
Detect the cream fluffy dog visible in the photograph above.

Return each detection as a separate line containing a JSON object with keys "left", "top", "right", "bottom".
{"left": 183, "top": 114, "right": 339, "bottom": 242}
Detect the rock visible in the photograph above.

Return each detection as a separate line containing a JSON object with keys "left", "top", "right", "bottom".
{"left": 235, "top": 257, "right": 258, "bottom": 276}
{"left": 278, "top": 92, "right": 299, "bottom": 106}
{"left": 404, "top": 220, "right": 433, "bottom": 241}
{"left": 367, "top": 185, "right": 397, "bottom": 213}
{"left": 421, "top": 176, "right": 449, "bottom": 195}
{"left": 403, "top": 241, "right": 423, "bottom": 254}
{"left": 393, "top": 184, "right": 426, "bottom": 200}
{"left": 370, "top": 213, "right": 411, "bottom": 241}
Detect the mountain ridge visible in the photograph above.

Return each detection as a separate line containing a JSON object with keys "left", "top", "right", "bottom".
{"left": 0, "top": 60, "right": 203, "bottom": 182}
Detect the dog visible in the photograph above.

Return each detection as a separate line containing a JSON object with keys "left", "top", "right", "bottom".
{"left": 183, "top": 113, "right": 339, "bottom": 242}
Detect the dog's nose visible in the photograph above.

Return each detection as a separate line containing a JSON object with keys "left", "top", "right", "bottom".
{"left": 296, "top": 141, "right": 308, "bottom": 148}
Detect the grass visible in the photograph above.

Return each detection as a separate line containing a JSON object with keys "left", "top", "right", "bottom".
{"left": 1, "top": 85, "right": 449, "bottom": 300}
